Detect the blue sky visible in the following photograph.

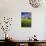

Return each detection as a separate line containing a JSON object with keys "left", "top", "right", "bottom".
{"left": 21, "top": 12, "right": 32, "bottom": 18}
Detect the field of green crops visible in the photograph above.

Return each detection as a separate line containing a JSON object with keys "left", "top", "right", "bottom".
{"left": 21, "top": 18, "right": 32, "bottom": 27}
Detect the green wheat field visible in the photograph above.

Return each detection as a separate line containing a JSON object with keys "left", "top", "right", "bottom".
{"left": 21, "top": 18, "right": 32, "bottom": 27}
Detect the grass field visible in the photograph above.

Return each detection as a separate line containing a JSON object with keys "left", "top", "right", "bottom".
{"left": 21, "top": 18, "right": 32, "bottom": 27}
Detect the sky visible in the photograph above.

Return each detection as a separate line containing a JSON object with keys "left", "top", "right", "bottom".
{"left": 21, "top": 12, "right": 32, "bottom": 18}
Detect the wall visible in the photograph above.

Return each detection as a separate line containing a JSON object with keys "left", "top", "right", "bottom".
{"left": 0, "top": 0, "right": 46, "bottom": 40}
{"left": 44, "top": 15, "right": 46, "bottom": 40}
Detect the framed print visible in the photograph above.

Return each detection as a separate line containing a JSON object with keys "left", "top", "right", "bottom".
{"left": 21, "top": 12, "right": 32, "bottom": 27}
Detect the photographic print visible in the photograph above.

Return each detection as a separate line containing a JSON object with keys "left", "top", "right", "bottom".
{"left": 21, "top": 12, "right": 32, "bottom": 27}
